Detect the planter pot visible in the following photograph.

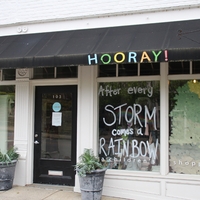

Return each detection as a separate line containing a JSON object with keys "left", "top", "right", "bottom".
{"left": 0, "top": 160, "right": 17, "bottom": 191}
{"left": 79, "top": 168, "right": 107, "bottom": 200}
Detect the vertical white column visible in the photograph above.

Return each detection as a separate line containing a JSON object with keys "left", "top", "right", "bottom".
{"left": 160, "top": 62, "right": 169, "bottom": 175}
{"left": 77, "top": 65, "right": 97, "bottom": 155}
{"left": 13, "top": 81, "right": 31, "bottom": 186}
{"left": 160, "top": 62, "right": 169, "bottom": 197}
{"left": 74, "top": 65, "right": 97, "bottom": 192}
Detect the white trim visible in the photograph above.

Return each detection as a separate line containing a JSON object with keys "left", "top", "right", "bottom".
{"left": 97, "top": 76, "right": 160, "bottom": 83}
{"left": 0, "top": 81, "right": 17, "bottom": 85}
{"left": 168, "top": 74, "right": 200, "bottom": 80}
{"left": 1, "top": 2, "right": 200, "bottom": 28}
{"left": 0, "top": 70, "right": 2, "bottom": 81}
{"left": 30, "top": 78, "right": 79, "bottom": 185}
{"left": 30, "top": 78, "right": 78, "bottom": 86}
{"left": 190, "top": 61, "right": 192, "bottom": 74}
{"left": 160, "top": 62, "right": 169, "bottom": 176}
{"left": 93, "top": 66, "right": 99, "bottom": 155}
{"left": 26, "top": 82, "right": 34, "bottom": 184}
{"left": 0, "top": 8, "right": 200, "bottom": 37}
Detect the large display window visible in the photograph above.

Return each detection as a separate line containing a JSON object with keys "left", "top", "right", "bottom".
{"left": 169, "top": 79, "right": 200, "bottom": 174}
{"left": 98, "top": 81, "right": 160, "bottom": 172}
{"left": 0, "top": 85, "right": 15, "bottom": 153}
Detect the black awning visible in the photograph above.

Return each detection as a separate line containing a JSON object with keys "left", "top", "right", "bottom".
{"left": 1, "top": 19, "right": 200, "bottom": 69}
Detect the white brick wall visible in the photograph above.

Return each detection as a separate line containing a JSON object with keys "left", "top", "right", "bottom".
{"left": 0, "top": 0, "right": 200, "bottom": 26}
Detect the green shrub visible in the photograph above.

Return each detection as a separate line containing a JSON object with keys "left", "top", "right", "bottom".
{"left": 75, "top": 148, "right": 104, "bottom": 177}
{"left": 0, "top": 147, "right": 19, "bottom": 165}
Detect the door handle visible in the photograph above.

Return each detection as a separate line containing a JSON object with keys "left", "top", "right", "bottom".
{"left": 34, "top": 140, "right": 40, "bottom": 145}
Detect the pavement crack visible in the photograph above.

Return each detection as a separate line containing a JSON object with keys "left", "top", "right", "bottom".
{"left": 42, "top": 190, "right": 60, "bottom": 199}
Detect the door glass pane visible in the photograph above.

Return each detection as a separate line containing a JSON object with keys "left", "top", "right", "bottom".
{"left": 41, "top": 92, "right": 72, "bottom": 160}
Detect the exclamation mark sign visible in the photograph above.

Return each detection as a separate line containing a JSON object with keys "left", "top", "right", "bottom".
{"left": 165, "top": 50, "right": 168, "bottom": 61}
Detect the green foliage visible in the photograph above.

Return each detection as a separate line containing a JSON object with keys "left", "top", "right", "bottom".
{"left": 75, "top": 148, "right": 104, "bottom": 177}
{"left": 0, "top": 147, "right": 19, "bottom": 165}
{"left": 170, "top": 81, "right": 200, "bottom": 145}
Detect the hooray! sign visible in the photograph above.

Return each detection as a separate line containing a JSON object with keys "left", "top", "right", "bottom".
{"left": 87, "top": 50, "right": 168, "bottom": 65}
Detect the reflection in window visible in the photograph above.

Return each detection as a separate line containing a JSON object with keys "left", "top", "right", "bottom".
{"left": 98, "top": 63, "right": 160, "bottom": 77}
{"left": 57, "top": 66, "right": 78, "bottom": 78}
{"left": 98, "top": 81, "right": 160, "bottom": 172}
{"left": 192, "top": 61, "right": 200, "bottom": 74}
{"left": 118, "top": 64, "right": 138, "bottom": 77}
{"left": 33, "top": 66, "right": 78, "bottom": 79}
{"left": 169, "top": 62, "right": 190, "bottom": 75}
{"left": 0, "top": 86, "right": 15, "bottom": 153}
{"left": 169, "top": 80, "right": 200, "bottom": 175}
{"left": 2, "top": 69, "right": 16, "bottom": 80}
{"left": 140, "top": 63, "right": 160, "bottom": 75}
{"left": 99, "top": 65, "right": 116, "bottom": 77}
{"left": 33, "top": 67, "right": 54, "bottom": 79}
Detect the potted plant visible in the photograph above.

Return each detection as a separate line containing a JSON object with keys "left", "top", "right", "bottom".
{"left": 0, "top": 147, "right": 19, "bottom": 191}
{"left": 75, "top": 148, "right": 107, "bottom": 200}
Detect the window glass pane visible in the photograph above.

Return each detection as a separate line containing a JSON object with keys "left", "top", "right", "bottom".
{"left": 140, "top": 63, "right": 160, "bottom": 76}
{"left": 169, "top": 62, "right": 190, "bottom": 75}
{"left": 169, "top": 80, "right": 200, "bottom": 174}
{"left": 0, "top": 85, "right": 15, "bottom": 153}
{"left": 99, "top": 65, "right": 116, "bottom": 77}
{"left": 2, "top": 69, "right": 16, "bottom": 80}
{"left": 118, "top": 64, "right": 138, "bottom": 77}
{"left": 33, "top": 67, "right": 54, "bottom": 79}
{"left": 192, "top": 61, "right": 200, "bottom": 74}
{"left": 99, "top": 81, "right": 160, "bottom": 172}
{"left": 57, "top": 66, "right": 78, "bottom": 78}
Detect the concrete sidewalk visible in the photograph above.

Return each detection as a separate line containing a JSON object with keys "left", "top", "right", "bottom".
{"left": 0, "top": 184, "right": 125, "bottom": 200}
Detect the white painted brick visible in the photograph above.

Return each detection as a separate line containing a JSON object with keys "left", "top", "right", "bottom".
{"left": 0, "top": 0, "right": 200, "bottom": 26}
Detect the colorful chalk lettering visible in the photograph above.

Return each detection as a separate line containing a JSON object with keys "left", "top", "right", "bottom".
{"left": 88, "top": 50, "right": 165, "bottom": 65}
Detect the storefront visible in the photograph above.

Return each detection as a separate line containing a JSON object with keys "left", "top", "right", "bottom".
{"left": 1, "top": 18, "right": 200, "bottom": 199}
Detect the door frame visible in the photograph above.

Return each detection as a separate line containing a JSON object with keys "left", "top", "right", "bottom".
{"left": 33, "top": 85, "right": 77, "bottom": 186}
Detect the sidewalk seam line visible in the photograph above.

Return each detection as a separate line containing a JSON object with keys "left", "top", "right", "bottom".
{"left": 42, "top": 190, "right": 61, "bottom": 200}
